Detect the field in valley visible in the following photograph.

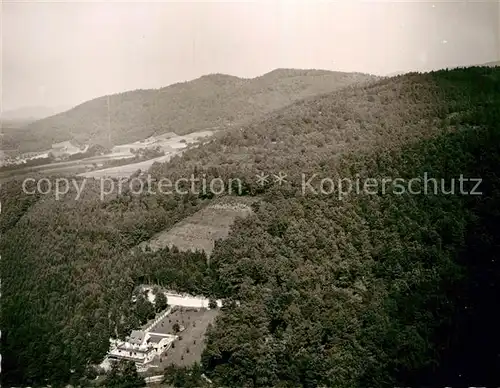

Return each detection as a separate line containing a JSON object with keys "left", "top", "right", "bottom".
{"left": 0, "top": 130, "right": 215, "bottom": 183}
{"left": 77, "top": 130, "right": 214, "bottom": 179}
{"left": 76, "top": 152, "right": 177, "bottom": 179}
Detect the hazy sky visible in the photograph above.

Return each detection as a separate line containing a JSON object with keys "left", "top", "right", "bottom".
{"left": 2, "top": 0, "right": 499, "bottom": 111}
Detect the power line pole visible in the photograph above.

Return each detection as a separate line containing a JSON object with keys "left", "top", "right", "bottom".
{"left": 497, "top": 0, "right": 500, "bottom": 61}
{"left": 107, "top": 95, "right": 111, "bottom": 146}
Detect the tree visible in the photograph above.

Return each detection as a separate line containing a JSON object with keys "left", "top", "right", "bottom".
{"left": 135, "top": 295, "right": 155, "bottom": 323}
{"left": 208, "top": 298, "right": 218, "bottom": 309}
{"left": 172, "top": 322, "right": 181, "bottom": 333}
{"left": 103, "top": 360, "right": 145, "bottom": 388}
{"left": 155, "top": 291, "right": 168, "bottom": 312}
{"left": 163, "top": 363, "right": 207, "bottom": 388}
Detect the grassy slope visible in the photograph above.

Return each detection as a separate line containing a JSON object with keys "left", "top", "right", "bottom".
{"left": 15, "top": 69, "right": 376, "bottom": 152}
{"left": 138, "top": 196, "right": 258, "bottom": 256}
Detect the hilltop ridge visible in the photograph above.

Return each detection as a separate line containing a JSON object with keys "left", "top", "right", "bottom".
{"left": 483, "top": 60, "right": 500, "bottom": 67}
{"left": 1, "top": 105, "right": 71, "bottom": 122}
{"left": 13, "top": 68, "right": 377, "bottom": 152}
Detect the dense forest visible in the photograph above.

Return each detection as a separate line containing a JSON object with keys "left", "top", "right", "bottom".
{"left": 1, "top": 66, "right": 500, "bottom": 387}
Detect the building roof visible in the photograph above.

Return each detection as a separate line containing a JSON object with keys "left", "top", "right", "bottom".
{"left": 116, "top": 343, "right": 150, "bottom": 353}
{"left": 108, "top": 354, "right": 147, "bottom": 364}
{"left": 128, "top": 330, "right": 146, "bottom": 345}
{"left": 52, "top": 140, "right": 79, "bottom": 149}
{"left": 147, "top": 334, "right": 169, "bottom": 344}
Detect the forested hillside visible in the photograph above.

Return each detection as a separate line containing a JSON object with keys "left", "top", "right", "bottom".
{"left": 157, "top": 66, "right": 500, "bottom": 387}
{"left": 1, "top": 66, "right": 500, "bottom": 387}
{"left": 1, "top": 120, "right": 33, "bottom": 152}
{"left": 13, "top": 69, "right": 375, "bottom": 152}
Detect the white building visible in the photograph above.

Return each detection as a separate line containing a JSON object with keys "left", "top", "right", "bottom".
{"left": 138, "top": 286, "right": 223, "bottom": 308}
{"left": 51, "top": 140, "right": 82, "bottom": 158}
{"left": 107, "top": 330, "right": 176, "bottom": 367}
{"left": 101, "top": 289, "right": 226, "bottom": 372}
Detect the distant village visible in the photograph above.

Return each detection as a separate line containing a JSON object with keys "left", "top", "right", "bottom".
{"left": 0, "top": 131, "right": 214, "bottom": 168}
{"left": 0, "top": 140, "right": 87, "bottom": 167}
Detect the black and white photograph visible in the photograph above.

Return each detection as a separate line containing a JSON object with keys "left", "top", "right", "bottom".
{"left": 1, "top": 0, "right": 500, "bottom": 387}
